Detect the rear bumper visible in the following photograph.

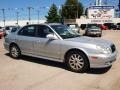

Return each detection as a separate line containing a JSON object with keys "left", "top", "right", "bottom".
{"left": 88, "top": 51, "right": 117, "bottom": 68}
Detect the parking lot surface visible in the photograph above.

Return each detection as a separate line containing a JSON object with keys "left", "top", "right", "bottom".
{"left": 0, "top": 30, "right": 120, "bottom": 90}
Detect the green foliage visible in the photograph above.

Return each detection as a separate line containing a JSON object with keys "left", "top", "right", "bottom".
{"left": 61, "top": 0, "right": 84, "bottom": 19}
{"left": 46, "top": 4, "right": 60, "bottom": 23}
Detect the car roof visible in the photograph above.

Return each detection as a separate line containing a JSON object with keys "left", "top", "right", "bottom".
{"left": 5, "top": 26, "right": 16, "bottom": 27}
{"left": 25, "top": 23, "right": 63, "bottom": 26}
{"left": 48, "top": 23, "right": 63, "bottom": 26}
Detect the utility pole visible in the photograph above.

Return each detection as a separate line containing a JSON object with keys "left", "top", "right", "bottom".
{"left": 77, "top": 4, "right": 79, "bottom": 18}
{"left": 37, "top": 10, "right": 40, "bottom": 24}
{"left": 16, "top": 11, "right": 19, "bottom": 25}
{"left": 2, "top": 9, "right": 5, "bottom": 27}
{"left": 28, "top": 7, "right": 33, "bottom": 23}
{"left": 119, "top": 0, "right": 120, "bottom": 17}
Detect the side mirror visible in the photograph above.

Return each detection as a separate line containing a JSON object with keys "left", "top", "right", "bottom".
{"left": 46, "top": 34, "right": 58, "bottom": 40}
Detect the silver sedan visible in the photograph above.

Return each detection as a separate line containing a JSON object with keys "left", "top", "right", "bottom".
{"left": 4, "top": 23, "right": 117, "bottom": 72}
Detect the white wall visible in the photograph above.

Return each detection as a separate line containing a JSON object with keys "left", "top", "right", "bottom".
{"left": 0, "top": 20, "right": 46, "bottom": 27}
{"left": 76, "top": 18, "right": 120, "bottom": 26}
{"left": 1, "top": 18, "right": 119, "bottom": 27}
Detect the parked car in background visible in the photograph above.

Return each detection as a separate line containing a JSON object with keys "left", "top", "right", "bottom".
{"left": 80, "top": 24, "right": 86, "bottom": 30}
{"left": 85, "top": 24, "right": 102, "bottom": 37}
{"left": 0, "top": 27, "right": 4, "bottom": 39}
{"left": 116, "top": 23, "right": 120, "bottom": 30}
{"left": 67, "top": 24, "right": 80, "bottom": 33}
{"left": 0, "top": 26, "right": 3, "bottom": 31}
{"left": 99, "top": 24, "right": 108, "bottom": 30}
{"left": 4, "top": 26, "right": 17, "bottom": 35}
{"left": 4, "top": 23, "right": 117, "bottom": 73}
{"left": 11, "top": 26, "right": 21, "bottom": 33}
{"left": 104, "top": 23, "right": 117, "bottom": 30}
{"left": 4, "top": 26, "right": 20, "bottom": 36}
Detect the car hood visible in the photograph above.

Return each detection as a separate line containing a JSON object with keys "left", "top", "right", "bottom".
{"left": 65, "top": 36, "right": 112, "bottom": 47}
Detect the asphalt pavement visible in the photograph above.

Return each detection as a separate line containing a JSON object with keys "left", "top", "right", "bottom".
{"left": 0, "top": 30, "right": 120, "bottom": 90}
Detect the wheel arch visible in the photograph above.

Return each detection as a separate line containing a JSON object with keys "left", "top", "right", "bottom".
{"left": 9, "top": 42, "right": 20, "bottom": 51}
{"left": 9, "top": 42, "right": 21, "bottom": 59}
{"left": 64, "top": 48, "right": 90, "bottom": 66}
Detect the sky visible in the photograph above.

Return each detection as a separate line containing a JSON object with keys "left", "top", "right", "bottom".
{"left": 0, "top": 0, "right": 118, "bottom": 21}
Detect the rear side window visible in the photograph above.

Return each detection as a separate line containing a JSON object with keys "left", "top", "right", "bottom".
{"left": 18, "top": 26, "right": 36, "bottom": 37}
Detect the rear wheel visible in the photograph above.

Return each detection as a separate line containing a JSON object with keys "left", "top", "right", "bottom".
{"left": 10, "top": 45, "right": 21, "bottom": 59}
{"left": 66, "top": 51, "right": 89, "bottom": 73}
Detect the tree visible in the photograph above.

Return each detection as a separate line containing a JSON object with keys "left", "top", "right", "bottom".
{"left": 85, "top": 8, "right": 88, "bottom": 16}
{"left": 46, "top": 4, "right": 60, "bottom": 23}
{"left": 78, "top": 2, "right": 84, "bottom": 18}
{"left": 61, "top": 0, "right": 84, "bottom": 19}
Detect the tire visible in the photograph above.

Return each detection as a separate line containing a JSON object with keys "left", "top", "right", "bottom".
{"left": 66, "top": 51, "right": 89, "bottom": 73}
{"left": 10, "top": 45, "right": 21, "bottom": 59}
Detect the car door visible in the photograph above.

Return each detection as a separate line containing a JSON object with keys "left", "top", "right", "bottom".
{"left": 16, "top": 25, "right": 37, "bottom": 54}
{"left": 33, "top": 25, "right": 61, "bottom": 60}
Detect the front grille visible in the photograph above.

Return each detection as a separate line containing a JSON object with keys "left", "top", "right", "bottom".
{"left": 91, "top": 30, "right": 99, "bottom": 32}
{"left": 111, "top": 44, "right": 116, "bottom": 53}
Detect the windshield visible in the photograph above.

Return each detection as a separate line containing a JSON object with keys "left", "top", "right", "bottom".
{"left": 51, "top": 25, "right": 80, "bottom": 39}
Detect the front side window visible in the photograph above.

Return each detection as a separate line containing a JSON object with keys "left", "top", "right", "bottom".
{"left": 36, "top": 25, "right": 53, "bottom": 38}
{"left": 18, "top": 25, "right": 36, "bottom": 37}
{"left": 51, "top": 25, "right": 80, "bottom": 39}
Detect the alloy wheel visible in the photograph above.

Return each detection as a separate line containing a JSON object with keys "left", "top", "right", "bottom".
{"left": 69, "top": 54, "right": 84, "bottom": 70}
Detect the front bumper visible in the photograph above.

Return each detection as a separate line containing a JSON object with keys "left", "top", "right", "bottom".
{"left": 87, "top": 32, "right": 101, "bottom": 36}
{"left": 88, "top": 51, "right": 117, "bottom": 68}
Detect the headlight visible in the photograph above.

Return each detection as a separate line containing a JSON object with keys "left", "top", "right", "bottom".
{"left": 96, "top": 46, "right": 111, "bottom": 54}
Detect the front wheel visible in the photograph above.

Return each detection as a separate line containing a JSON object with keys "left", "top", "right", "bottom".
{"left": 10, "top": 45, "right": 21, "bottom": 59}
{"left": 66, "top": 51, "right": 89, "bottom": 73}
